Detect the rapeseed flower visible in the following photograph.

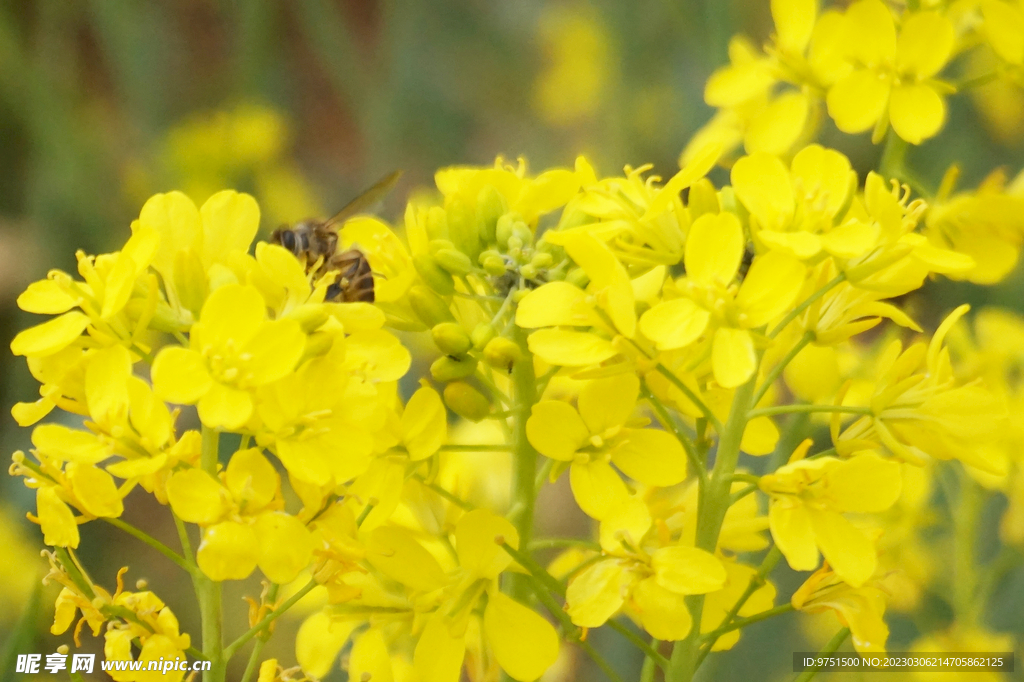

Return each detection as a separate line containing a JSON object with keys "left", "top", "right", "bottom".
{"left": 827, "top": 0, "right": 956, "bottom": 143}
{"left": 760, "top": 443, "right": 901, "bottom": 586}
{"left": 526, "top": 373, "right": 686, "bottom": 519}
{"left": 151, "top": 283, "right": 305, "bottom": 429}
{"left": 639, "top": 211, "right": 806, "bottom": 387}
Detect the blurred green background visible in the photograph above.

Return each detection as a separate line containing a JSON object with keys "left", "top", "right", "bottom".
{"left": 1, "top": 1, "right": 1022, "bottom": 680}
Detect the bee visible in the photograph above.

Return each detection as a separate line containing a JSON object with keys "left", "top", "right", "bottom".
{"left": 270, "top": 171, "right": 402, "bottom": 303}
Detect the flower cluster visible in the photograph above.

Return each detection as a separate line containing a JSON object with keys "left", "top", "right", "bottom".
{"left": 8, "top": 1, "right": 1024, "bottom": 680}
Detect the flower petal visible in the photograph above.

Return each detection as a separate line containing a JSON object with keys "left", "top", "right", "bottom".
{"left": 731, "top": 154, "right": 795, "bottom": 232}
{"left": 578, "top": 373, "right": 639, "bottom": 434}
{"left": 639, "top": 298, "right": 710, "bottom": 350}
{"left": 484, "top": 592, "right": 559, "bottom": 682}
{"left": 685, "top": 212, "right": 745, "bottom": 284}
{"left": 198, "top": 383, "right": 254, "bottom": 430}
{"left": 651, "top": 545, "right": 727, "bottom": 594}
{"left": 527, "top": 401, "right": 590, "bottom": 461}
{"left": 826, "top": 70, "right": 890, "bottom": 134}
{"left": 570, "top": 460, "right": 630, "bottom": 519}
{"left": 810, "top": 509, "right": 876, "bottom": 587}
{"left": 10, "top": 312, "right": 90, "bottom": 357}
{"left": 414, "top": 615, "right": 466, "bottom": 682}
{"left": 611, "top": 429, "right": 687, "bottom": 486}
{"left": 516, "top": 282, "right": 599, "bottom": 328}
{"left": 151, "top": 347, "right": 213, "bottom": 405}
{"left": 889, "top": 83, "right": 945, "bottom": 145}
{"left": 527, "top": 329, "right": 618, "bottom": 366}
{"left": 769, "top": 502, "right": 819, "bottom": 570}
{"left": 712, "top": 327, "right": 757, "bottom": 389}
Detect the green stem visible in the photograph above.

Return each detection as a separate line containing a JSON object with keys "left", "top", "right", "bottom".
{"left": 697, "top": 546, "right": 782, "bottom": 663}
{"left": 953, "top": 71, "right": 998, "bottom": 90}
{"left": 197, "top": 426, "right": 225, "bottom": 682}
{"left": 411, "top": 473, "right": 473, "bottom": 510}
{"left": 498, "top": 540, "right": 669, "bottom": 669}
{"left": 792, "top": 628, "right": 850, "bottom": 682}
{"left": 224, "top": 579, "right": 318, "bottom": 659}
{"left": 640, "top": 639, "right": 661, "bottom": 682}
{"left": 748, "top": 404, "right": 871, "bottom": 418}
{"left": 506, "top": 327, "right": 539, "bottom": 607}
{"left": 954, "top": 467, "right": 980, "bottom": 627}
{"left": 642, "top": 379, "right": 705, "bottom": 477}
{"left": 752, "top": 331, "right": 815, "bottom": 408}
{"left": 668, "top": 371, "right": 759, "bottom": 682}
{"left": 102, "top": 517, "right": 192, "bottom": 573}
{"left": 879, "top": 130, "right": 909, "bottom": 180}
{"left": 699, "top": 603, "right": 794, "bottom": 644}
{"left": 655, "top": 363, "right": 723, "bottom": 433}
{"left": 768, "top": 273, "right": 845, "bottom": 339}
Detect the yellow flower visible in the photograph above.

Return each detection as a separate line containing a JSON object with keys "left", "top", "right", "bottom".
{"left": 533, "top": 5, "right": 612, "bottom": 126}
{"left": 151, "top": 283, "right": 305, "bottom": 429}
{"left": 565, "top": 499, "right": 727, "bottom": 640}
{"left": 639, "top": 211, "right": 806, "bottom": 387}
{"left": 254, "top": 342, "right": 387, "bottom": 486}
{"left": 834, "top": 306, "right": 1008, "bottom": 474}
{"left": 791, "top": 562, "right": 889, "bottom": 654}
{"left": 135, "top": 189, "right": 261, "bottom": 328}
{"left": 166, "top": 448, "right": 314, "bottom": 583}
{"left": 731, "top": 146, "right": 872, "bottom": 261}
{"left": 760, "top": 444, "right": 901, "bottom": 586}
{"left": 826, "top": 0, "right": 956, "bottom": 143}
{"left": 516, "top": 233, "right": 637, "bottom": 367}
{"left": 302, "top": 509, "right": 559, "bottom": 682}
{"left": 689, "top": 0, "right": 848, "bottom": 159}
{"left": 924, "top": 167, "right": 1024, "bottom": 285}
{"left": 526, "top": 373, "right": 687, "bottom": 519}
{"left": 10, "top": 225, "right": 159, "bottom": 360}
{"left": 911, "top": 625, "right": 1015, "bottom": 682}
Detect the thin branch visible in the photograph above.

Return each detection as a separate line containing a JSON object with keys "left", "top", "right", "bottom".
{"left": 752, "top": 330, "right": 815, "bottom": 408}
{"left": 223, "top": 579, "right": 318, "bottom": 659}
{"left": 102, "top": 517, "right": 192, "bottom": 574}
{"left": 767, "top": 273, "right": 845, "bottom": 339}
{"left": 747, "top": 404, "right": 871, "bottom": 419}
{"left": 792, "top": 628, "right": 851, "bottom": 682}
{"left": 655, "top": 363, "right": 723, "bottom": 433}
{"left": 641, "top": 379, "right": 705, "bottom": 477}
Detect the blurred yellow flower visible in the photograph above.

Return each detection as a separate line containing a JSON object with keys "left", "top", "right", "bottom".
{"left": 533, "top": 6, "right": 612, "bottom": 126}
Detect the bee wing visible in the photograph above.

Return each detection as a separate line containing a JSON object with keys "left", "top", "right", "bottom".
{"left": 322, "top": 170, "right": 403, "bottom": 230}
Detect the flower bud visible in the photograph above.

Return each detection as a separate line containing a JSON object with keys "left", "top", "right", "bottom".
{"left": 530, "top": 252, "right": 554, "bottom": 269}
{"left": 431, "top": 322, "right": 473, "bottom": 356}
{"left": 495, "top": 213, "right": 521, "bottom": 248}
{"left": 413, "top": 254, "right": 455, "bottom": 295}
{"left": 288, "top": 304, "right": 330, "bottom": 333}
{"left": 429, "top": 238, "right": 457, "bottom": 255}
{"left": 520, "top": 264, "right": 538, "bottom": 280}
{"left": 447, "top": 197, "right": 480, "bottom": 258}
{"left": 483, "top": 255, "right": 508, "bottom": 276}
{"left": 688, "top": 177, "right": 719, "bottom": 218}
{"left": 443, "top": 381, "right": 491, "bottom": 421}
{"left": 430, "top": 355, "right": 478, "bottom": 381}
{"left": 434, "top": 248, "right": 474, "bottom": 276}
{"left": 483, "top": 337, "right": 522, "bottom": 371}
{"left": 478, "top": 249, "right": 502, "bottom": 265}
{"left": 565, "top": 268, "right": 590, "bottom": 288}
{"left": 471, "top": 322, "right": 497, "bottom": 350}
{"left": 426, "top": 206, "right": 449, "bottom": 241}
{"left": 409, "top": 285, "right": 455, "bottom": 326}
{"left": 477, "top": 185, "right": 507, "bottom": 244}
{"left": 512, "top": 223, "right": 534, "bottom": 246}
